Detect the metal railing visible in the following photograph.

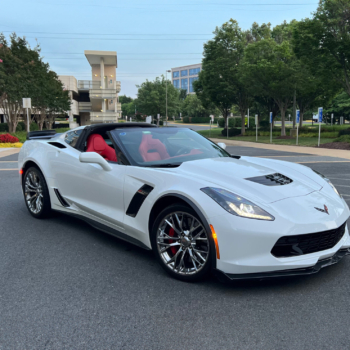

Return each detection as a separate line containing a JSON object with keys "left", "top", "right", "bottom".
{"left": 78, "top": 102, "right": 92, "bottom": 111}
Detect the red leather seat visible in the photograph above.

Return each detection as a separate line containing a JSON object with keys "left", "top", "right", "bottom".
{"left": 139, "top": 134, "right": 169, "bottom": 162}
{"left": 86, "top": 134, "right": 117, "bottom": 162}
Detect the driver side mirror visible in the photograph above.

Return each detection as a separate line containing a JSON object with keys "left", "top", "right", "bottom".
{"left": 79, "top": 152, "right": 112, "bottom": 171}
{"left": 217, "top": 142, "right": 227, "bottom": 150}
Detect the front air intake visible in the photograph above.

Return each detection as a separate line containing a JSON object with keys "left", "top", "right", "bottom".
{"left": 246, "top": 173, "right": 293, "bottom": 186}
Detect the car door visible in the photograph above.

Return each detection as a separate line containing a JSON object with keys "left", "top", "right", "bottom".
{"left": 52, "top": 130, "right": 126, "bottom": 231}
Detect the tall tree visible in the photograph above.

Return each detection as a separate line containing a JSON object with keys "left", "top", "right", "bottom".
{"left": 293, "top": 0, "right": 350, "bottom": 97}
{"left": 241, "top": 38, "right": 298, "bottom": 136}
{"left": 194, "top": 19, "right": 251, "bottom": 134}
{"left": 137, "top": 76, "right": 180, "bottom": 119}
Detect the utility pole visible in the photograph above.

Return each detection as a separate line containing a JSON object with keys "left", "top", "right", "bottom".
{"left": 166, "top": 70, "right": 171, "bottom": 126}
{"left": 292, "top": 89, "right": 296, "bottom": 129}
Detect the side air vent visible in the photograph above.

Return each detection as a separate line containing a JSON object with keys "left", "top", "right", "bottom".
{"left": 246, "top": 173, "right": 293, "bottom": 186}
{"left": 54, "top": 189, "right": 70, "bottom": 207}
{"left": 48, "top": 142, "right": 67, "bottom": 149}
{"left": 126, "top": 184, "right": 154, "bottom": 217}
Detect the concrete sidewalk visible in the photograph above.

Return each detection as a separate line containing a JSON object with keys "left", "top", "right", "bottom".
{"left": 211, "top": 138, "right": 350, "bottom": 160}
{"left": 0, "top": 148, "right": 20, "bottom": 159}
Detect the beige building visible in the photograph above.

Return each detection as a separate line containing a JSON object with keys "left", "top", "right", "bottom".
{"left": 59, "top": 50, "right": 122, "bottom": 127}
{"left": 171, "top": 63, "right": 202, "bottom": 94}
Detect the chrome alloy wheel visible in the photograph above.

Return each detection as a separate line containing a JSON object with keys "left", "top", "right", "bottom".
{"left": 24, "top": 171, "right": 43, "bottom": 214}
{"left": 156, "top": 211, "right": 210, "bottom": 275}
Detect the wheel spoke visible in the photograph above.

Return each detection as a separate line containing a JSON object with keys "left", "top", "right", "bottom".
{"left": 193, "top": 249, "right": 207, "bottom": 262}
{"left": 174, "top": 213, "right": 183, "bottom": 231}
{"left": 166, "top": 247, "right": 183, "bottom": 265}
{"left": 188, "top": 249, "right": 198, "bottom": 271}
{"left": 165, "top": 219, "right": 181, "bottom": 235}
{"left": 193, "top": 229, "right": 205, "bottom": 240}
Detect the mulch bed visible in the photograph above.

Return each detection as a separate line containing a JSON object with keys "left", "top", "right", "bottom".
{"left": 318, "top": 142, "right": 350, "bottom": 150}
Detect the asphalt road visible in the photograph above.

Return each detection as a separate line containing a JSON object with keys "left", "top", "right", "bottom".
{"left": 0, "top": 148, "right": 350, "bottom": 350}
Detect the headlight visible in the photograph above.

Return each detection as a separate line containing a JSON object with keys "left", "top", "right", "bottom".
{"left": 201, "top": 187, "right": 275, "bottom": 221}
{"left": 313, "top": 170, "right": 340, "bottom": 196}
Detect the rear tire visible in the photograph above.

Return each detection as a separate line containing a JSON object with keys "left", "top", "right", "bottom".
{"left": 151, "top": 204, "right": 212, "bottom": 282}
{"left": 23, "top": 166, "right": 51, "bottom": 219}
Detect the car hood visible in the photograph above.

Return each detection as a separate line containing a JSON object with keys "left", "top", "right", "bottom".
{"left": 174, "top": 157, "right": 323, "bottom": 204}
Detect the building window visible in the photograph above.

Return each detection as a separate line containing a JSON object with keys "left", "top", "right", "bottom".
{"left": 189, "top": 77, "right": 198, "bottom": 93}
{"left": 181, "top": 70, "right": 188, "bottom": 77}
{"left": 189, "top": 67, "right": 200, "bottom": 76}
{"left": 173, "top": 71, "right": 179, "bottom": 78}
{"left": 173, "top": 79, "right": 180, "bottom": 89}
{"left": 181, "top": 78, "right": 188, "bottom": 92}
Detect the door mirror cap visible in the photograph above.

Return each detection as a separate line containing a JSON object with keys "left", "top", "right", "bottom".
{"left": 79, "top": 152, "right": 112, "bottom": 171}
{"left": 217, "top": 142, "right": 227, "bottom": 150}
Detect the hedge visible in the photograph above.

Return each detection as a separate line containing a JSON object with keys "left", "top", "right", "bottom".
{"left": 221, "top": 128, "right": 242, "bottom": 137}
{"left": 0, "top": 122, "right": 39, "bottom": 132}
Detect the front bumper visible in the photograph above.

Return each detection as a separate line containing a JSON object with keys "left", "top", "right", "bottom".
{"left": 214, "top": 248, "right": 350, "bottom": 281}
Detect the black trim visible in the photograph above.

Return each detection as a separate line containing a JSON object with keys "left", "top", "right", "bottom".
{"left": 246, "top": 173, "right": 293, "bottom": 186}
{"left": 48, "top": 142, "right": 67, "bottom": 149}
{"left": 27, "top": 130, "right": 57, "bottom": 140}
{"left": 213, "top": 248, "right": 350, "bottom": 281}
{"left": 107, "top": 130, "right": 130, "bottom": 165}
{"left": 54, "top": 189, "right": 70, "bottom": 207}
{"left": 230, "top": 155, "right": 241, "bottom": 159}
{"left": 126, "top": 185, "right": 154, "bottom": 217}
{"left": 53, "top": 210, "right": 151, "bottom": 250}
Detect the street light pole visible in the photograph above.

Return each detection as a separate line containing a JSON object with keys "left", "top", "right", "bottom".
{"left": 166, "top": 70, "right": 171, "bottom": 126}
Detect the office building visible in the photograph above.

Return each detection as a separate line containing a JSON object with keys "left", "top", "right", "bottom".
{"left": 171, "top": 63, "right": 202, "bottom": 94}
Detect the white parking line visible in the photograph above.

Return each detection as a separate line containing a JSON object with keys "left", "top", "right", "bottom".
{"left": 327, "top": 177, "right": 350, "bottom": 181}
{"left": 334, "top": 184, "right": 350, "bottom": 188}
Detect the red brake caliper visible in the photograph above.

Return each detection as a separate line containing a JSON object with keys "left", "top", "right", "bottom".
{"left": 168, "top": 228, "right": 179, "bottom": 255}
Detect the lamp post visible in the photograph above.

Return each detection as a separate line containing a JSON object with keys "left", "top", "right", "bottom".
{"left": 166, "top": 70, "right": 171, "bottom": 126}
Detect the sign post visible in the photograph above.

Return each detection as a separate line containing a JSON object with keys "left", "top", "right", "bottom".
{"left": 248, "top": 108, "right": 250, "bottom": 129}
{"left": 157, "top": 113, "right": 160, "bottom": 127}
{"left": 331, "top": 113, "right": 334, "bottom": 126}
{"left": 255, "top": 114, "right": 258, "bottom": 142}
{"left": 22, "top": 98, "right": 31, "bottom": 133}
{"left": 296, "top": 110, "right": 300, "bottom": 146}
{"left": 270, "top": 112, "right": 273, "bottom": 143}
{"left": 209, "top": 115, "right": 214, "bottom": 138}
{"left": 318, "top": 107, "right": 323, "bottom": 147}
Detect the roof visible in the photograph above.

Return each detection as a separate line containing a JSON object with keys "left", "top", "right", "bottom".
{"left": 84, "top": 50, "right": 118, "bottom": 67}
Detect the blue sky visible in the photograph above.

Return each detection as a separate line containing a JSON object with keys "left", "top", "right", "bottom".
{"left": 1, "top": 0, "right": 318, "bottom": 97}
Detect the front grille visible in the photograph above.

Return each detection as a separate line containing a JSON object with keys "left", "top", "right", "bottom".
{"left": 271, "top": 222, "right": 347, "bottom": 258}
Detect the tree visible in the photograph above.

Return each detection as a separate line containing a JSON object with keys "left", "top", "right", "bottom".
{"left": 325, "top": 91, "right": 350, "bottom": 123}
{"left": 293, "top": 0, "right": 350, "bottom": 97}
{"left": 181, "top": 94, "right": 219, "bottom": 119}
{"left": 136, "top": 76, "right": 180, "bottom": 119}
{"left": 241, "top": 38, "right": 298, "bottom": 136}
{"left": 194, "top": 19, "right": 251, "bottom": 134}
{"left": 119, "top": 95, "right": 133, "bottom": 104}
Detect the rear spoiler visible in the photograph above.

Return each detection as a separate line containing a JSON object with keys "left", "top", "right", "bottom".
{"left": 26, "top": 130, "right": 57, "bottom": 140}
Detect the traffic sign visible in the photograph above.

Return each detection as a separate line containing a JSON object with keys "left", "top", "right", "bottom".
{"left": 296, "top": 110, "right": 300, "bottom": 124}
{"left": 318, "top": 107, "right": 323, "bottom": 123}
{"left": 270, "top": 112, "right": 273, "bottom": 124}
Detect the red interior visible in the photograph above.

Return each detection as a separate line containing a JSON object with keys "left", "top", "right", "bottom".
{"left": 86, "top": 134, "right": 117, "bottom": 162}
{"left": 139, "top": 134, "right": 170, "bottom": 162}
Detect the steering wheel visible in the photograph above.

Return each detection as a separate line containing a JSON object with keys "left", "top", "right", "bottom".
{"left": 174, "top": 147, "right": 191, "bottom": 156}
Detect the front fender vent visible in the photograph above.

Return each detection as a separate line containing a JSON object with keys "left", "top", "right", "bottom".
{"left": 246, "top": 173, "right": 293, "bottom": 186}
{"left": 126, "top": 185, "right": 154, "bottom": 218}
{"left": 54, "top": 189, "right": 70, "bottom": 207}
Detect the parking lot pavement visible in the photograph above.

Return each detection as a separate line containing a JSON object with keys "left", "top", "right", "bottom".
{"left": 1, "top": 149, "right": 350, "bottom": 349}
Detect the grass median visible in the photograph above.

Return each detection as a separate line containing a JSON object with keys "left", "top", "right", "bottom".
{"left": 198, "top": 128, "right": 335, "bottom": 147}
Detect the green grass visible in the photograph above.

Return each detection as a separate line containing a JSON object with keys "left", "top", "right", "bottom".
{"left": 1, "top": 128, "right": 70, "bottom": 143}
{"left": 198, "top": 128, "right": 335, "bottom": 147}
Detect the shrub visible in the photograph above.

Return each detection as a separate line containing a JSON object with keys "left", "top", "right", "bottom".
{"left": 0, "top": 133, "right": 20, "bottom": 143}
{"left": 183, "top": 117, "right": 190, "bottom": 123}
{"left": 221, "top": 128, "right": 242, "bottom": 137}
{"left": 0, "top": 123, "right": 9, "bottom": 132}
{"left": 259, "top": 120, "right": 270, "bottom": 129}
{"left": 333, "top": 135, "right": 350, "bottom": 143}
{"left": 218, "top": 118, "right": 237, "bottom": 128}
{"left": 338, "top": 128, "right": 350, "bottom": 137}
{"left": 30, "top": 123, "right": 39, "bottom": 131}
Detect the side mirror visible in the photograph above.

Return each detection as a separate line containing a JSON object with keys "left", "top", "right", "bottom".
{"left": 217, "top": 142, "right": 227, "bottom": 150}
{"left": 79, "top": 152, "right": 112, "bottom": 171}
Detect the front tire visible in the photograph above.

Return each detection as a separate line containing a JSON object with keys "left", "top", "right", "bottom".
{"left": 151, "top": 204, "right": 212, "bottom": 282}
{"left": 23, "top": 166, "right": 51, "bottom": 218}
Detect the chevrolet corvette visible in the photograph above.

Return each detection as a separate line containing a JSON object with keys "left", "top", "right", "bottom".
{"left": 18, "top": 123, "right": 350, "bottom": 281}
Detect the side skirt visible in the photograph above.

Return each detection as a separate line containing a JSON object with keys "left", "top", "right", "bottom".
{"left": 53, "top": 209, "right": 151, "bottom": 251}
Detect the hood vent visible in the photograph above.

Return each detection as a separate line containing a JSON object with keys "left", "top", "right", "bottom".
{"left": 246, "top": 173, "right": 293, "bottom": 186}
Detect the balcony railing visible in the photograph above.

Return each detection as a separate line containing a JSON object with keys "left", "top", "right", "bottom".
{"left": 116, "top": 102, "right": 122, "bottom": 111}
{"left": 90, "top": 111, "right": 118, "bottom": 123}
{"left": 78, "top": 80, "right": 118, "bottom": 90}
{"left": 116, "top": 81, "right": 121, "bottom": 93}
{"left": 79, "top": 102, "right": 92, "bottom": 112}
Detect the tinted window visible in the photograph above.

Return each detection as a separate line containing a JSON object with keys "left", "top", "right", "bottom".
{"left": 189, "top": 67, "right": 200, "bottom": 75}
{"left": 181, "top": 70, "right": 188, "bottom": 77}
{"left": 110, "top": 128, "right": 230, "bottom": 167}
{"left": 173, "top": 71, "right": 179, "bottom": 78}
{"left": 64, "top": 129, "right": 83, "bottom": 148}
{"left": 173, "top": 79, "right": 180, "bottom": 89}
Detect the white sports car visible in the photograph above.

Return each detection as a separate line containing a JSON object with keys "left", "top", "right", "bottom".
{"left": 18, "top": 123, "right": 350, "bottom": 282}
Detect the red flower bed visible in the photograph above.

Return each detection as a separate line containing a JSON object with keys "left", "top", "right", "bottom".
{"left": 0, "top": 134, "right": 19, "bottom": 143}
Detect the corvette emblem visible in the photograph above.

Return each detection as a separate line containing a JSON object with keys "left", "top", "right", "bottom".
{"left": 315, "top": 205, "right": 329, "bottom": 215}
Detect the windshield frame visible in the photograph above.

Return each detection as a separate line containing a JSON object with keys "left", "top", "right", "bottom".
{"left": 109, "top": 127, "right": 231, "bottom": 168}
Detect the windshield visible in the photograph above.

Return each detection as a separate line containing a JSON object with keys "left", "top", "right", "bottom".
{"left": 110, "top": 127, "right": 230, "bottom": 167}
